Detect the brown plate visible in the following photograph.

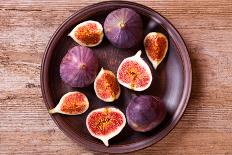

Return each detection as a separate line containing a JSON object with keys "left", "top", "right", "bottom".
{"left": 40, "top": 1, "right": 192, "bottom": 153}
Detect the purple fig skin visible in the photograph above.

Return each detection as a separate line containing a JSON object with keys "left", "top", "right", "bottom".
{"left": 104, "top": 8, "right": 143, "bottom": 49}
{"left": 60, "top": 46, "right": 99, "bottom": 87}
{"left": 126, "top": 95, "right": 166, "bottom": 132}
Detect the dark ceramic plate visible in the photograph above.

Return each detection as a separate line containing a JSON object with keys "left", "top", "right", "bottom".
{"left": 41, "top": 1, "right": 192, "bottom": 153}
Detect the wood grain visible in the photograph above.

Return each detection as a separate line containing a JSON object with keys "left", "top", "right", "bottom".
{"left": 0, "top": 0, "right": 232, "bottom": 154}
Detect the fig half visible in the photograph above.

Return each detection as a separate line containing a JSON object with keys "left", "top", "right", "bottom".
{"left": 69, "top": 20, "right": 104, "bottom": 47}
{"left": 94, "top": 68, "right": 121, "bottom": 102}
{"left": 117, "top": 50, "right": 152, "bottom": 91}
{"left": 86, "top": 107, "right": 126, "bottom": 146}
{"left": 104, "top": 8, "right": 143, "bottom": 48}
{"left": 144, "top": 32, "right": 168, "bottom": 69}
{"left": 49, "top": 91, "right": 89, "bottom": 115}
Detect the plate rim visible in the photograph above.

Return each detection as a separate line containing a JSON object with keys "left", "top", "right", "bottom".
{"left": 40, "top": 1, "right": 192, "bottom": 153}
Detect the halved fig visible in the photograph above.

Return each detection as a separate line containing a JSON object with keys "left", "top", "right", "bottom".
{"left": 68, "top": 20, "right": 104, "bottom": 47}
{"left": 86, "top": 107, "right": 126, "bottom": 146}
{"left": 144, "top": 32, "right": 168, "bottom": 69}
{"left": 94, "top": 68, "right": 121, "bottom": 102}
{"left": 49, "top": 91, "right": 89, "bottom": 115}
{"left": 117, "top": 50, "right": 152, "bottom": 91}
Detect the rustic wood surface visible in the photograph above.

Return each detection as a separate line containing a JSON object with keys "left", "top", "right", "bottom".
{"left": 0, "top": 0, "right": 232, "bottom": 154}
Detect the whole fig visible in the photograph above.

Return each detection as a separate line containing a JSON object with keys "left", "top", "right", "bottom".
{"left": 60, "top": 46, "right": 99, "bottom": 87}
{"left": 104, "top": 8, "right": 143, "bottom": 48}
{"left": 126, "top": 95, "right": 166, "bottom": 132}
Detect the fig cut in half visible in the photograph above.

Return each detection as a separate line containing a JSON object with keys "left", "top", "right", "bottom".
{"left": 144, "top": 32, "right": 168, "bottom": 69}
{"left": 86, "top": 107, "right": 126, "bottom": 146}
{"left": 49, "top": 91, "right": 89, "bottom": 115}
{"left": 94, "top": 68, "right": 121, "bottom": 102}
{"left": 117, "top": 50, "right": 152, "bottom": 91}
{"left": 69, "top": 20, "right": 104, "bottom": 47}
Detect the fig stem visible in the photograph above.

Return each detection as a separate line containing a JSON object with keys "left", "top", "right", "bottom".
{"left": 153, "top": 62, "right": 159, "bottom": 69}
{"left": 48, "top": 108, "right": 57, "bottom": 114}
{"left": 102, "top": 139, "right": 109, "bottom": 147}
{"left": 100, "top": 67, "right": 104, "bottom": 72}
{"left": 79, "top": 63, "right": 86, "bottom": 70}
{"left": 134, "top": 50, "right": 142, "bottom": 58}
{"left": 120, "top": 22, "right": 125, "bottom": 28}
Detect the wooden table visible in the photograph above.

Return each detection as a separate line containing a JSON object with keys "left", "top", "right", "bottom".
{"left": 1, "top": 0, "right": 232, "bottom": 154}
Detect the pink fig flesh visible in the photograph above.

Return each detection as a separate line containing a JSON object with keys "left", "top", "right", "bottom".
{"left": 69, "top": 20, "right": 104, "bottom": 47}
{"left": 60, "top": 93, "right": 87, "bottom": 114}
{"left": 118, "top": 60, "right": 151, "bottom": 88}
{"left": 86, "top": 107, "right": 126, "bottom": 146}
{"left": 144, "top": 32, "right": 168, "bottom": 69}
{"left": 49, "top": 92, "right": 89, "bottom": 115}
{"left": 94, "top": 68, "right": 120, "bottom": 102}
{"left": 117, "top": 51, "right": 152, "bottom": 91}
